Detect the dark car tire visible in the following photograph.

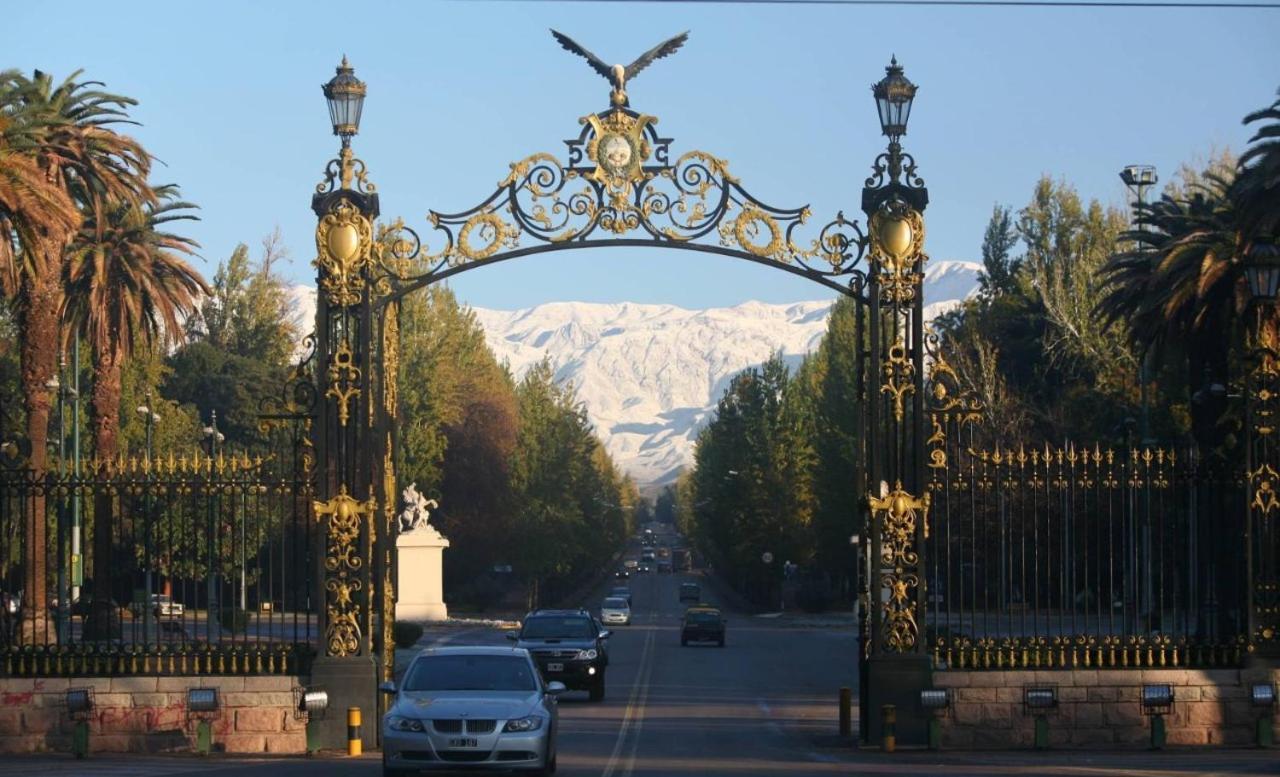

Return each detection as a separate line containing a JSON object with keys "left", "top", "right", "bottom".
{"left": 589, "top": 677, "right": 605, "bottom": 702}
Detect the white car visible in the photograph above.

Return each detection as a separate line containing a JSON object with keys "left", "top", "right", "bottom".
{"left": 600, "top": 597, "right": 631, "bottom": 626}
{"left": 381, "top": 646, "right": 563, "bottom": 775}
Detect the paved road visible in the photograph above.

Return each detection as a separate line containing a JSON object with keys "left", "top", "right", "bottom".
{"left": 3, "top": 532, "right": 1279, "bottom": 775}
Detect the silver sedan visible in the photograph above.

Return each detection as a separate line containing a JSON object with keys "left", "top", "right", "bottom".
{"left": 381, "top": 646, "right": 563, "bottom": 776}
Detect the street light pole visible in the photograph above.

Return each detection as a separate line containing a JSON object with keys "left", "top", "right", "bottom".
{"left": 1120, "top": 164, "right": 1158, "bottom": 445}
{"left": 1244, "top": 240, "right": 1280, "bottom": 658}
{"left": 202, "top": 412, "right": 225, "bottom": 635}
{"left": 137, "top": 393, "right": 159, "bottom": 641}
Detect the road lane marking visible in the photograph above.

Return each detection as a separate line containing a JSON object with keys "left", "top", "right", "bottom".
{"left": 601, "top": 609, "right": 656, "bottom": 777}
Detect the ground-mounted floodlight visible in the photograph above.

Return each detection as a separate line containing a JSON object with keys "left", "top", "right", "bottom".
{"left": 1252, "top": 684, "right": 1277, "bottom": 747}
{"left": 65, "top": 688, "right": 94, "bottom": 759}
{"left": 1141, "top": 685, "right": 1174, "bottom": 749}
{"left": 186, "top": 688, "right": 219, "bottom": 755}
{"left": 919, "top": 689, "right": 951, "bottom": 750}
{"left": 1023, "top": 687, "right": 1058, "bottom": 750}
{"left": 293, "top": 687, "right": 330, "bottom": 755}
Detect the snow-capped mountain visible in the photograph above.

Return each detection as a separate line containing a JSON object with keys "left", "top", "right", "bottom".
{"left": 289, "top": 260, "right": 981, "bottom": 489}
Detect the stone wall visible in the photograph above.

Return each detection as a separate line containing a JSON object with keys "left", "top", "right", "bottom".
{"left": 933, "top": 665, "right": 1280, "bottom": 748}
{"left": 0, "top": 676, "right": 306, "bottom": 754}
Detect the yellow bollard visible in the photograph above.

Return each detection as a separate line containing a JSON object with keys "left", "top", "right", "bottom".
{"left": 882, "top": 704, "right": 896, "bottom": 753}
{"left": 347, "top": 707, "right": 362, "bottom": 756}
{"left": 838, "top": 687, "right": 852, "bottom": 737}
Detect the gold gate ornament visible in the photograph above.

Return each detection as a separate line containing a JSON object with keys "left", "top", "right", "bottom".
{"left": 314, "top": 485, "right": 377, "bottom": 657}
{"left": 868, "top": 482, "right": 930, "bottom": 652}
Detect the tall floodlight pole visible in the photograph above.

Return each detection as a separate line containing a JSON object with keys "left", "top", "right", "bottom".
{"left": 860, "top": 57, "right": 931, "bottom": 746}
{"left": 1120, "top": 165, "right": 1158, "bottom": 445}
{"left": 1243, "top": 240, "right": 1280, "bottom": 659}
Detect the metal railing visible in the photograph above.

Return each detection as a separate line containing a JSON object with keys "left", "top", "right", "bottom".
{"left": 0, "top": 449, "right": 317, "bottom": 676}
{"left": 924, "top": 440, "right": 1246, "bottom": 670}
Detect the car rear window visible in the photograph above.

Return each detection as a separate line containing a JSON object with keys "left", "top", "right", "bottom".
{"left": 404, "top": 655, "right": 537, "bottom": 692}
{"left": 687, "top": 612, "right": 721, "bottom": 624}
{"left": 602, "top": 598, "right": 627, "bottom": 608}
{"left": 521, "top": 617, "right": 597, "bottom": 639}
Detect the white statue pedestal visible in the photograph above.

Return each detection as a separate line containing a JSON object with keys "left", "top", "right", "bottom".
{"left": 396, "top": 527, "right": 450, "bottom": 622}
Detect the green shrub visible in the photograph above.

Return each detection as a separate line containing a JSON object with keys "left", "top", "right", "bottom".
{"left": 393, "top": 621, "right": 424, "bottom": 649}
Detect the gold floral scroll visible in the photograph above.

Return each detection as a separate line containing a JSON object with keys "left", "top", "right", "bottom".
{"left": 868, "top": 482, "right": 930, "bottom": 652}
{"left": 326, "top": 338, "right": 361, "bottom": 427}
{"left": 315, "top": 199, "right": 373, "bottom": 307}
{"left": 314, "top": 484, "right": 376, "bottom": 657}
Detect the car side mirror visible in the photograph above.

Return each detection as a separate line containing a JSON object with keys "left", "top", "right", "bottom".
{"left": 505, "top": 631, "right": 519, "bottom": 642}
{"left": 546, "top": 681, "right": 567, "bottom": 696}
{"left": 599, "top": 630, "right": 612, "bottom": 640}
{"left": 379, "top": 681, "right": 397, "bottom": 695}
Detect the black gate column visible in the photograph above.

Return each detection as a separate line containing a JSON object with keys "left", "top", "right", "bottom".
{"left": 859, "top": 58, "right": 934, "bottom": 747}
{"left": 307, "top": 57, "right": 386, "bottom": 751}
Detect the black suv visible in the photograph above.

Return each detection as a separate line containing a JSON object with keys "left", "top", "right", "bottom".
{"left": 509, "top": 609, "right": 611, "bottom": 700}
{"left": 681, "top": 606, "right": 726, "bottom": 647}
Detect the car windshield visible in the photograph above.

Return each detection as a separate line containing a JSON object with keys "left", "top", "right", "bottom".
{"left": 521, "top": 617, "right": 596, "bottom": 639}
{"left": 403, "top": 655, "right": 537, "bottom": 692}
{"left": 610, "top": 588, "right": 629, "bottom": 596}
{"left": 602, "top": 598, "right": 627, "bottom": 609}
{"left": 687, "top": 612, "right": 721, "bottom": 624}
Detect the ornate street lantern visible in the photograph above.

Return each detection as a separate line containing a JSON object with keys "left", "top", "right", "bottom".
{"left": 1245, "top": 240, "right": 1280, "bottom": 303}
{"left": 872, "top": 56, "right": 917, "bottom": 139}
{"left": 323, "top": 56, "right": 367, "bottom": 145}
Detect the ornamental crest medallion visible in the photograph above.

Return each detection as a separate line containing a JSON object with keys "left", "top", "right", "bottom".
{"left": 584, "top": 110, "right": 655, "bottom": 208}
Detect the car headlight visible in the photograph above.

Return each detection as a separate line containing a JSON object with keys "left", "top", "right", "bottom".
{"left": 576, "top": 648, "right": 598, "bottom": 660}
{"left": 386, "top": 715, "right": 425, "bottom": 732}
{"left": 503, "top": 716, "right": 544, "bottom": 733}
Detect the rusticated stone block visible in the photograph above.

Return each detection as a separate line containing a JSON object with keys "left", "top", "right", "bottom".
{"left": 1115, "top": 686, "right": 1141, "bottom": 702}
{"left": 933, "top": 672, "right": 970, "bottom": 688}
{"left": 265, "top": 732, "right": 306, "bottom": 753}
{"left": 92, "top": 734, "right": 134, "bottom": 753}
{"left": 1071, "top": 703, "right": 1103, "bottom": 727}
{"left": 1188, "top": 701, "right": 1223, "bottom": 727}
{"left": 235, "top": 708, "right": 284, "bottom": 733}
{"left": 0, "top": 711, "right": 21, "bottom": 736}
{"left": 98, "top": 707, "right": 155, "bottom": 734}
{"left": 131, "top": 693, "right": 169, "bottom": 708}
{"left": 1095, "top": 670, "right": 1141, "bottom": 685}
{"left": 92, "top": 693, "right": 134, "bottom": 709}
{"left": 957, "top": 687, "right": 998, "bottom": 703}
{"left": 1141, "top": 669, "right": 1189, "bottom": 686}
{"left": 1174, "top": 685, "right": 1201, "bottom": 702}
{"left": 30, "top": 679, "right": 70, "bottom": 693}
{"left": 980, "top": 703, "right": 1013, "bottom": 728}
{"left": 283, "top": 712, "right": 307, "bottom": 732}
{"left": 1210, "top": 726, "right": 1254, "bottom": 746}
{"left": 998, "top": 671, "right": 1035, "bottom": 687}
{"left": 21, "top": 708, "right": 64, "bottom": 735}
{"left": 1200, "top": 684, "right": 1247, "bottom": 701}
{"left": 109, "top": 677, "right": 158, "bottom": 693}
{"left": 941, "top": 727, "right": 974, "bottom": 747}
{"left": 220, "top": 733, "right": 267, "bottom": 753}
{"left": 223, "top": 692, "right": 295, "bottom": 708}
{"left": 1165, "top": 727, "right": 1209, "bottom": 745}
{"left": 1058, "top": 686, "right": 1087, "bottom": 703}
{"left": 973, "top": 726, "right": 1014, "bottom": 747}
{"left": 1086, "top": 687, "right": 1119, "bottom": 703}
{"left": 243, "top": 676, "right": 298, "bottom": 692}
{"left": 157, "top": 676, "right": 244, "bottom": 693}
{"left": 995, "top": 687, "right": 1023, "bottom": 704}
{"left": 1102, "top": 703, "right": 1143, "bottom": 728}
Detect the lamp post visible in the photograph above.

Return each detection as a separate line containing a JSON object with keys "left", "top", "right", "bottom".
{"left": 136, "top": 394, "right": 160, "bottom": 640}
{"left": 201, "top": 412, "right": 224, "bottom": 635}
{"left": 47, "top": 356, "right": 74, "bottom": 641}
{"left": 1244, "top": 240, "right": 1280, "bottom": 659}
{"left": 871, "top": 56, "right": 918, "bottom": 188}
{"left": 1121, "top": 165, "right": 1158, "bottom": 446}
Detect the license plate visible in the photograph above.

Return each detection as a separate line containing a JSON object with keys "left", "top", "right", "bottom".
{"left": 448, "top": 737, "right": 478, "bottom": 748}
{"left": 546, "top": 662, "right": 564, "bottom": 672}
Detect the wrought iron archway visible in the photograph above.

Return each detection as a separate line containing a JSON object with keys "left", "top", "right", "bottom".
{"left": 306, "top": 51, "right": 934, "bottom": 746}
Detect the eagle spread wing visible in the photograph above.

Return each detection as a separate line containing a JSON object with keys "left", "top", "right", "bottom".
{"left": 625, "top": 31, "right": 689, "bottom": 82}
{"left": 550, "top": 29, "right": 614, "bottom": 82}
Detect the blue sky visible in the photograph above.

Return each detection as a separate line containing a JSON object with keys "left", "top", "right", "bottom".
{"left": 7, "top": 0, "right": 1278, "bottom": 310}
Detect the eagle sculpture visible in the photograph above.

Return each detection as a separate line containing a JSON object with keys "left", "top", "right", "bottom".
{"left": 551, "top": 29, "right": 689, "bottom": 107}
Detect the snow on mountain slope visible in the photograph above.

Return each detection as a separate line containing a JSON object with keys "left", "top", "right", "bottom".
{"left": 288, "top": 260, "right": 981, "bottom": 489}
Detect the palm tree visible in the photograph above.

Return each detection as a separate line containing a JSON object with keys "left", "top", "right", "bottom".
{"left": 63, "top": 185, "right": 206, "bottom": 614}
{"left": 1098, "top": 172, "right": 1244, "bottom": 450}
{"left": 0, "top": 70, "right": 151, "bottom": 642}
{"left": 1235, "top": 89, "right": 1280, "bottom": 242}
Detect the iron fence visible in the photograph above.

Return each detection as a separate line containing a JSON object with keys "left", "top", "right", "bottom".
{"left": 924, "top": 438, "right": 1247, "bottom": 670}
{"left": 0, "top": 446, "right": 317, "bottom": 677}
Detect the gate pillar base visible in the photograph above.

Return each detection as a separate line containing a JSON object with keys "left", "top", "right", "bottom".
{"left": 864, "top": 654, "right": 932, "bottom": 747}
{"left": 309, "top": 656, "right": 379, "bottom": 751}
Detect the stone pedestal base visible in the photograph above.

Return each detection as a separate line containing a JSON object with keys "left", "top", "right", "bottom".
{"left": 396, "top": 528, "right": 450, "bottom": 622}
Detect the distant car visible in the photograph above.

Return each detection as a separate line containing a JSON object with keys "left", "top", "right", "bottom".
{"left": 681, "top": 606, "right": 726, "bottom": 647}
{"left": 679, "top": 583, "right": 701, "bottom": 603}
{"left": 640, "top": 549, "right": 655, "bottom": 563}
{"left": 381, "top": 645, "right": 562, "bottom": 776}
{"left": 624, "top": 559, "right": 639, "bottom": 570}
{"left": 657, "top": 560, "right": 672, "bottom": 574}
{"left": 600, "top": 597, "right": 631, "bottom": 626}
{"left": 636, "top": 563, "right": 652, "bottom": 574}
{"left": 130, "top": 594, "right": 183, "bottom": 618}
{"left": 613, "top": 569, "right": 630, "bottom": 579}
{"left": 609, "top": 586, "right": 632, "bottom": 606}
{"left": 508, "top": 609, "right": 610, "bottom": 701}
